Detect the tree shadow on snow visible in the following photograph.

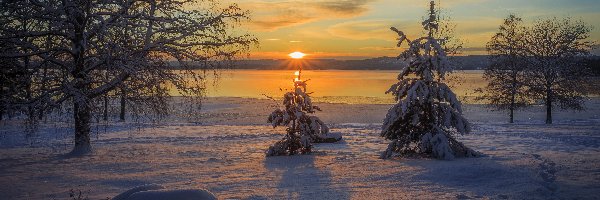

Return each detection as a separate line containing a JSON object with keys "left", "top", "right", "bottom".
{"left": 399, "top": 157, "right": 555, "bottom": 199}
{"left": 264, "top": 155, "right": 350, "bottom": 199}
{"left": 0, "top": 151, "right": 75, "bottom": 174}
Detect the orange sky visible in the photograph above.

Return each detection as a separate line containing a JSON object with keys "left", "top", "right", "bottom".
{"left": 221, "top": 0, "right": 600, "bottom": 60}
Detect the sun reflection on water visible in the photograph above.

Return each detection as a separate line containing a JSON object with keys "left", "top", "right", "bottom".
{"left": 169, "top": 70, "right": 490, "bottom": 104}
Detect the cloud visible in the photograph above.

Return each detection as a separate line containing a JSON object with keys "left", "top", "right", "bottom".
{"left": 451, "top": 18, "right": 505, "bottom": 49}
{"left": 326, "top": 17, "right": 503, "bottom": 54}
{"left": 441, "top": 0, "right": 491, "bottom": 6}
{"left": 393, "top": 0, "right": 491, "bottom": 7}
{"left": 237, "top": 0, "right": 377, "bottom": 31}
{"left": 359, "top": 46, "right": 398, "bottom": 51}
{"left": 455, "top": 18, "right": 503, "bottom": 35}
{"left": 327, "top": 19, "right": 420, "bottom": 41}
{"left": 316, "top": 0, "right": 374, "bottom": 14}
{"left": 240, "top": 0, "right": 490, "bottom": 31}
{"left": 289, "top": 40, "right": 303, "bottom": 43}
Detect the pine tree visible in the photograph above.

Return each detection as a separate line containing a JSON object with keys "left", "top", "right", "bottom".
{"left": 478, "top": 15, "right": 530, "bottom": 123}
{"left": 381, "top": 1, "right": 479, "bottom": 160}
{"left": 266, "top": 68, "right": 339, "bottom": 156}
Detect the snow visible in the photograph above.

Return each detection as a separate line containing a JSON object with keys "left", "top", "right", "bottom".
{"left": 381, "top": 1, "right": 475, "bottom": 159}
{"left": 0, "top": 97, "right": 599, "bottom": 199}
{"left": 112, "top": 185, "right": 217, "bottom": 200}
{"left": 112, "top": 184, "right": 165, "bottom": 200}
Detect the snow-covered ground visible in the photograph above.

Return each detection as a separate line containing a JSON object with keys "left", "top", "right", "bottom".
{"left": 1, "top": 97, "right": 599, "bottom": 199}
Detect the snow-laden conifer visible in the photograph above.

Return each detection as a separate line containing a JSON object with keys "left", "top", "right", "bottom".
{"left": 266, "top": 69, "right": 339, "bottom": 156}
{"left": 381, "top": 1, "right": 479, "bottom": 160}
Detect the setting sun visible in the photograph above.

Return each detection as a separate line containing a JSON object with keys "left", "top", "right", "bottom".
{"left": 289, "top": 51, "right": 306, "bottom": 59}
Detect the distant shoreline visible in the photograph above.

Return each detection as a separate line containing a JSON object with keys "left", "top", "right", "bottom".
{"left": 227, "top": 56, "right": 491, "bottom": 70}
{"left": 172, "top": 55, "right": 600, "bottom": 72}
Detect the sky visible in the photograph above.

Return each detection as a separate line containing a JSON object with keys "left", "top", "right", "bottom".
{"left": 224, "top": 0, "right": 600, "bottom": 60}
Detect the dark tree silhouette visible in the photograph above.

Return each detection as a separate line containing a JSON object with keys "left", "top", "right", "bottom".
{"left": 478, "top": 15, "right": 530, "bottom": 123}
{"left": 0, "top": 0, "right": 256, "bottom": 154}
{"left": 523, "top": 17, "right": 594, "bottom": 124}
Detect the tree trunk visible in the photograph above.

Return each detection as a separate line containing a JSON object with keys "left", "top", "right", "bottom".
{"left": 509, "top": 92, "right": 515, "bottom": 123}
{"left": 70, "top": 1, "right": 92, "bottom": 155}
{"left": 25, "top": 81, "right": 34, "bottom": 120}
{"left": 509, "top": 107, "right": 514, "bottom": 123}
{"left": 0, "top": 89, "right": 3, "bottom": 121}
{"left": 38, "top": 108, "right": 44, "bottom": 120}
{"left": 22, "top": 19, "right": 35, "bottom": 121}
{"left": 39, "top": 23, "right": 51, "bottom": 121}
{"left": 72, "top": 100, "right": 92, "bottom": 154}
{"left": 545, "top": 89, "right": 552, "bottom": 124}
{"left": 509, "top": 76, "right": 517, "bottom": 124}
{"left": 119, "top": 88, "right": 126, "bottom": 121}
{"left": 103, "top": 94, "right": 108, "bottom": 121}
{"left": 24, "top": 56, "right": 34, "bottom": 120}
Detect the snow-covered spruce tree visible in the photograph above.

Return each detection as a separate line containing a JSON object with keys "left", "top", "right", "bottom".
{"left": 478, "top": 14, "right": 530, "bottom": 123}
{"left": 381, "top": 1, "right": 478, "bottom": 160}
{"left": 266, "top": 69, "right": 337, "bottom": 156}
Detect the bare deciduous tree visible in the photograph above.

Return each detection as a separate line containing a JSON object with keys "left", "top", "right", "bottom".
{"left": 0, "top": 0, "right": 256, "bottom": 154}
{"left": 478, "top": 14, "right": 530, "bottom": 123}
{"left": 524, "top": 17, "right": 594, "bottom": 124}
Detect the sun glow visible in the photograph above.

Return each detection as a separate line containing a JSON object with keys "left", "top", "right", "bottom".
{"left": 289, "top": 51, "right": 306, "bottom": 59}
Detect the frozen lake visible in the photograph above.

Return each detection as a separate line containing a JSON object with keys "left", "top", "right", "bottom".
{"left": 189, "top": 70, "right": 487, "bottom": 104}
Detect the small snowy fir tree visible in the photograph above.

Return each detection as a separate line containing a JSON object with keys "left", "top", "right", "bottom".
{"left": 266, "top": 69, "right": 339, "bottom": 156}
{"left": 381, "top": 1, "right": 479, "bottom": 160}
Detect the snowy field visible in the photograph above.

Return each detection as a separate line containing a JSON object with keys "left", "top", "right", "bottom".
{"left": 1, "top": 97, "right": 599, "bottom": 199}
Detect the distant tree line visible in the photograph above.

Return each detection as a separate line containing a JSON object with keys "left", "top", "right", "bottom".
{"left": 213, "top": 57, "right": 600, "bottom": 74}
{"left": 587, "top": 57, "right": 600, "bottom": 76}
{"left": 227, "top": 55, "right": 600, "bottom": 72}
{"left": 222, "top": 56, "right": 491, "bottom": 70}
{"left": 479, "top": 15, "right": 595, "bottom": 124}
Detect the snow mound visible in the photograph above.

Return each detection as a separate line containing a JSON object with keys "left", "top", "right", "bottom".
{"left": 112, "top": 184, "right": 165, "bottom": 200}
{"left": 314, "top": 132, "right": 343, "bottom": 143}
{"left": 112, "top": 184, "right": 216, "bottom": 200}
